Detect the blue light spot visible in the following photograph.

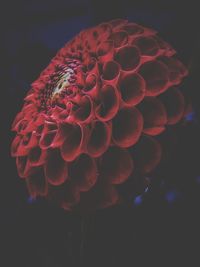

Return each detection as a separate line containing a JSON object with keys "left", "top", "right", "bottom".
{"left": 27, "top": 196, "right": 37, "bottom": 204}
{"left": 165, "top": 190, "right": 178, "bottom": 203}
{"left": 134, "top": 195, "right": 143, "bottom": 206}
{"left": 185, "top": 112, "right": 195, "bottom": 122}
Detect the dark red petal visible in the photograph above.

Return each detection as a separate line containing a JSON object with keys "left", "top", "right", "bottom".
{"left": 26, "top": 167, "right": 48, "bottom": 197}
{"left": 98, "top": 183, "right": 120, "bottom": 209}
{"left": 118, "top": 72, "right": 145, "bottom": 106}
{"left": 86, "top": 121, "right": 112, "bottom": 157}
{"left": 22, "top": 132, "right": 38, "bottom": 149}
{"left": 109, "top": 31, "right": 128, "bottom": 48}
{"left": 86, "top": 57, "right": 99, "bottom": 75}
{"left": 101, "top": 146, "right": 134, "bottom": 184}
{"left": 112, "top": 107, "right": 143, "bottom": 147}
{"left": 114, "top": 45, "right": 140, "bottom": 71}
{"left": 102, "top": 60, "right": 120, "bottom": 84}
{"left": 61, "top": 185, "right": 81, "bottom": 211}
{"left": 139, "top": 60, "right": 169, "bottom": 96}
{"left": 158, "top": 87, "right": 185, "bottom": 125}
{"left": 61, "top": 124, "right": 85, "bottom": 161}
{"left": 84, "top": 73, "right": 100, "bottom": 100}
{"left": 46, "top": 182, "right": 73, "bottom": 210}
{"left": 14, "top": 137, "right": 29, "bottom": 157}
{"left": 71, "top": 96, "right": 93, "bottom": 123}
{"left": 11, "top": 135, "right": 24, "bottom": 157}
{"left": 153, "top": 36, "right": 176, "bottom": 56}
{"left": 159, "top": 56, "right": 188, "bottom": 84}
{"left": 69, "top": 154, "right": 97, "bottom": 191}
{"left": 131, "top": 135, "right": 162, "bottom": 174}
{"left": 109, "top": 19, "right": 128, "bottom": 28}
{"left": 16, "top": 156, "right": 28, "bottom": 178}
{"left": 11, "top": 111, "right": 24, "bottom": 131}
{"left": 133, "top": 36, "right": 159, "bottom": 56}
{"left": 16, "top": 156, "right": 36, "bottom": 178}
{"left": 97, "top": 41, "right": 114, "bottom": 62}
{"left": 138, "top": 97, "right": 167, "bottom": 135}
{"left": 39, "top": 130, "right": 57, "bottom": 149}
{"left": 95, "top": 84, "right": 120, "bottom": 121}
{"left": 28, "top": 146, "right": 47, "bottom": 166}
{"left": 52, "top": 122, "right": 75, "bottom": 147}
{"left": 44, "top": 148, "right": 68, "bottom": 185}
{"left": 122, "top": 23, "right": 144, "bottom": 35}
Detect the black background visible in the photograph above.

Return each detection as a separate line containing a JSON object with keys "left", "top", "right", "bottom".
{"left": 1, "top": 1, "right": 200, "bottom": 266}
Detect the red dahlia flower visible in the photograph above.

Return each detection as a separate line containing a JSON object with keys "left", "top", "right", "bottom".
{"left": 11, "top": 19, "right": 189, "bottom": 212}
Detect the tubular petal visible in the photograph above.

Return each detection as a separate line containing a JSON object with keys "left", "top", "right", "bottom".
{"left": 102, "top": 60, "right": 120, "bottom": 84}
{"left": 39, "top": 130, "right": 57, "bottom": 149}
{"left": 16, "top": 156, "right": 36, "bottom": 178}
{"left": 97, "top": 41, "right": 114, "bottom": 62}
{"left": 139, "top": 60, "right": 169, "bottom": 96}
{"left": 44, "top": 148, "right": 68, "bottom": 185}
{"left": 138, "top": 97, "right": 167, "bottom": 135}
{"left": 61, "top": 124, "right": 85, "bottom": 161}
{"left": 133, "top": 36, "right": 159, "bottom": 56}
{"left": 69, "top": 154, "right": 97, "bottom": 192}
{"left": 71, "top": 96, "right": 93, "bottom": 123}
{"left": 109, "top": 31, "right": 129, "bottom": 48}
{"left": 86, "top": 121, "right": 112, "bottom": 157}
{"left": 118, "top": 72, "right": 145, "bottom": 106}
{"left": 114, "top": 45, "right": 140, "bottom": 71}
{"left": 159, "top": 87, "right": 185, "bottom": 125}
{"left": 112, "top": 107, "right": 143, "bottom": 147}
{"left": 26, "top": 167, "right": 48, "bottom": 197}
{"left": 131, "top": 135, "right": 162, "bottom": 174}
{"left": 28, "top": 146, "right": 47, "bottom": 166}
{"left": 95, "top": 84, "right": 119, "bottom": 121}
{"left": 101, "top": 146, "right": 134, "bottom": 184}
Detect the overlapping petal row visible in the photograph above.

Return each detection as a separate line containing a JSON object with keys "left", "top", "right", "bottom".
{"left": 11, "top": 19, "right": 188, "bottom": 211}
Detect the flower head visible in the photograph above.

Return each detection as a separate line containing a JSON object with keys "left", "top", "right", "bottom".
{"left": 11, "top": 19, "right": 188, "bottom": 212}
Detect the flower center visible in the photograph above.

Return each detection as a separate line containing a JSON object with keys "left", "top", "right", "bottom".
{"left": 39, "top": 60, "right": 82, "bottom": 110}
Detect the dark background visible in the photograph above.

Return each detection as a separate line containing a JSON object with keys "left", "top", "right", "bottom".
{"left": 1, "top": 1, "right": 200, "bottom": 266}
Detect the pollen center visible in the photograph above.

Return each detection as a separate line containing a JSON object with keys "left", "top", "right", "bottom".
{"left": 51, "top": 69, "right": 74, "bottom": 98}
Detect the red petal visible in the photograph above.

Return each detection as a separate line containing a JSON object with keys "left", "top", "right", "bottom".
{"left": 114, "top": 45, "right": 140, "bottom": 71}
{"left": 109, "top": 31, "right": 128, "bottom": 48}
{"left": 26, "top": 167, "right": 48, "bottom": 197}
{"left": 138, "top": 97, "right": 167, "bottom": 135}
{"left": 71, "top": 95, "right": 94, "bottom": 123}
{"left": 84, "top": 73, "right": 100, "bottom": 100}
{"left": 97, "top": 41, "right": 114, "bottom": 62}
{"left": 139, "top": 60, "right": 169, "bottom": 96}
{"left": 16, "top": 156, "right": 36, "bottom": 178}
{"left": 118, "top": 72, "right": 145, "bottom": 106}
{"left": 44, "top": 148, "right": 68, "bottom": 185}
{"left": 159, "top": 87, "right": 185, "bottom": 125}
{"left": 69, "top": 154, "right": 97, "bottom": 191}
{"left": 102, "top": 60, "right": 120, "bottom": 84}
{"left": 122, "top": 23, "right": 144, "bottom": 35}
{"left": 133, "top": 36, "right": 159, "bottom": 56}
{"left": 95, "top": 84, "right": 120, "bottom": 122}
{"left": 61, "top": 124, "right": 85, "bottom": 161}
{"left": 28, "top": 146, "right": 47, "bottom": 166}
{"left": 131, "top": 135, "right": 162, "bottom": 174}
{"left": 86, "top": 121, "right": 112, "bottom": 157}
{"left": 11, "top": 135, "right": 24, "bottom": 157}
{"left": 112, "top": 107, "right": 143, "bottom": 147}
{"left": 101, "top": 146, "right": 134, "bottom": 184}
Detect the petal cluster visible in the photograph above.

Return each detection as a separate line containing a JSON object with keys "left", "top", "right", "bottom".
{"left": 11, "top": 19, "right": 188, "bottom": 211}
